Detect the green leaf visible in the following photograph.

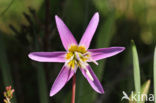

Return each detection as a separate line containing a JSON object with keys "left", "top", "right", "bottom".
{"left": 0, "top": 33, "right": 16, "bottom": 103}
{"left": 131, "top": 40, "right": 141, "bottom": 103}
{"left": 129, "top": 80, "right": 151, "bottom": 103}
{"left": 140, "top": 80, "right": 151, "bottom": 103}
{"left": 0, "top": 34, "right": 12, "bottom": 86}
{"left": 36, "top": 63, "right": 49, "bottom": 103}
{"left": 33, "top": 33, "right": 49, "bottom": 103}
{"left": 154, "top": 46, "right": 156, "bottom": 103}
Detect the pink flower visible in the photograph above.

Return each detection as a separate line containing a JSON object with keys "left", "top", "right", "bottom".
{"left": 28, "top": 12, "right": 125, "bottom": 97}
{"left": 4, "top": 85, "right": 15, "bottom": 103}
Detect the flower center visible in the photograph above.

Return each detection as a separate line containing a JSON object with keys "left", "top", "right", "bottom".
{"left": 65, "top": 45, "right": 90, "bottom": 70}
{"left": 65, "top": 45, "right": 99, "bottom": 81}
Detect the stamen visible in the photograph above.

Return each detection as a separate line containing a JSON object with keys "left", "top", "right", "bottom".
{"left": 80, "top": 62, "right": 88, "bottom": 69}
{"left": 65, "top": 55, "right": 74, "bottom": 66}
{"left": 75, "top": 52, "right": 80, "bottom": 61}
{"left": 65, "top": 45, "right": 95, "bottom": 71}
{"left": 83, "top": 52, "right": 90, "bottom": 56}
{"left": 75, "top": 52, "right": 89, "bottom": 69}
{"left": 89, "top": 58, "right": 99, "bottom": 65}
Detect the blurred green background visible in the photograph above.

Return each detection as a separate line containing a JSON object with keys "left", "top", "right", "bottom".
{"left": 0, "top": 0, "right": 156, "bottom": 103}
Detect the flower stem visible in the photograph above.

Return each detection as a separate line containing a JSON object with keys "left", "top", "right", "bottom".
{"left": 71, "top": 74, "right": 76, "bottom": 103}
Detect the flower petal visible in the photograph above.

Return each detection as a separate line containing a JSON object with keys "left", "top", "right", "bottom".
{"left": 79, "top": 12, "right": 99, "bottom": 49}
{"left": 28, "top": 51, "right": 66, "bottom": 62}
{"left": 80, "top": 65, "right": 104, "bottom": 94}
{"left": 55, "top": 15, "right": 78, "bottom": 50}
{"left": 88, "top": 47, "right": 125, "bottom": 61}
{"left": 50, "top": 66, "right": 75, "bottom": 96}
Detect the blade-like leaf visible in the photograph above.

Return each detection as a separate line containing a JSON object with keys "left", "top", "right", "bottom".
{"left": 129, "top": 80, "right": 151, "bottom": 103}
{"left": 33, "top": 33, "right": 49, "bottom": 103}
{"left": 140, "top": 80, "right": 151, "bottom": 103}
{"left": 131, "top": 40, "right": 141, "bottom": 103}
{"left": 36, "top": 63, "right": 49, "bottom": 103}
{"left": 0, "top": 34, "right": 16, "bottom": 103}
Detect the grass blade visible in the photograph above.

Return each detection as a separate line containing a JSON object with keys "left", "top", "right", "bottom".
{"left": 0, "top": 34, "right": 16, "bottom": 103}
{"left": 129, "top": 80, "right": 151, "bottom": 103}
{"left": 140, "top": 80, "right": 151, "bottom": 103}
{"left": 33, "top": 33, "right": 49, "bottom": 103}
{"left": 131, "top": 40, "right": 141, "bottom": 103}
{"left": 0, "top": 34, "right": 12, "bottom": 86}
{"left": 36, "top": 63, "right": 49, "bottom": 103}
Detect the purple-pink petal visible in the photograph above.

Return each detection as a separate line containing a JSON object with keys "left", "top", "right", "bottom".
{"left": 28, "top": 51, "right": 66, "bottom": 62}
{"left": 80, "top": 65, "right": 104, "bottom": 94}
{"left": 88, "top": 47, "right": 125, "bottom": 61}
{"left": 50, "top": 66, "right": 75, "bottom": 96}
{"left": 79, "top": 12, "right": 99, "bottom": 49}
{"left": 55, "top": 15, "right": 78, "bottom": 50}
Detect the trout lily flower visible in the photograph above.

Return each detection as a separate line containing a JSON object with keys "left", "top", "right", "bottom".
{"left": 28, "top": 12, "right": 125, "bottom": 96}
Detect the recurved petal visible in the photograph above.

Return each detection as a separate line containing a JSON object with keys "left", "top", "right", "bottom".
{"left": 88, "top": 47, "right": 125, "bottom": 61}
{"left": 80, "top": 65, "right": 104, "bottom": 94}
{"left": 28, "top": 51, "right": 66, "bottom": 62}
{"left": 55, "top": 15, "right": 78, "bottom": 50}
{"left": 79, "top": 12, "right": 99, "bottom": 49}
{"left": 50, "top": 66, "right": 75, "bottom": 96}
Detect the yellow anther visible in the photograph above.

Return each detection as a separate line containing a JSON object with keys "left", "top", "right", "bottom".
{"left": 81, "top": 57, "right": 88, "bottom": 62}
{"left": 68, "top": 45, "right": 78, "bottom": 52}
{"left": 77, "top": 46, "right": 87, "bottom": 53}
{"left": 66, "top": 52, "right": 73, "bottom": 60}
{"left": 68, "top": 45, "right": 87, "bottom": 53}
{"left": 68, "top": 60, "right": 75, "bottom": 69}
